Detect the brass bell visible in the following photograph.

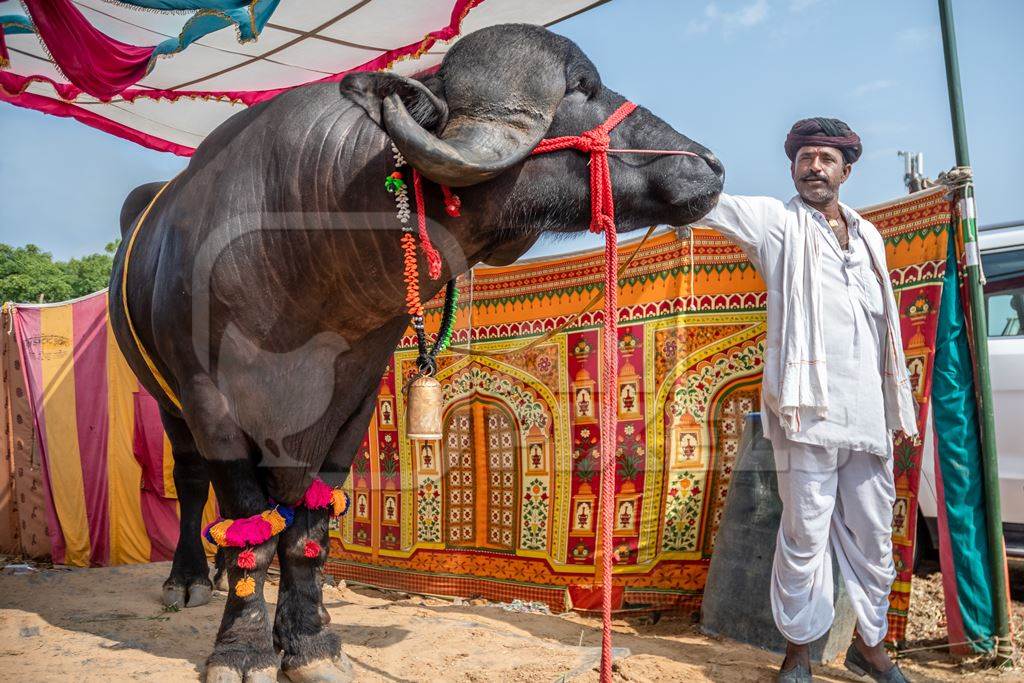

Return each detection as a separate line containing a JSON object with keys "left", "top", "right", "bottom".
{"left": 406, "top": 374, "right": 443, "bottom": 439}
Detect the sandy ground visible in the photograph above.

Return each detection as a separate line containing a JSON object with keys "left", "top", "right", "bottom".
{"left": 0, "top": 560, "right": 1020, "bottom": 682}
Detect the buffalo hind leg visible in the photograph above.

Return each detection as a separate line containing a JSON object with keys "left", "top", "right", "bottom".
{"left": 160, "top": 409, "right": 213, "bottom": 609}
{"left": 275, "top": 505, "right": 353, "bottom": 682}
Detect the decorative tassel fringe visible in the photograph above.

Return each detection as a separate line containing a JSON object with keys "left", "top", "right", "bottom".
{"left": 203, "top": 505, "right": 294, "bottom": 548}
{"left": 236, "top": 548, "right": 256, "bottom": 570}
{"left": 300, "top": 478, "right": 351, "bottom": 519}
{"left": 441, "top": 185, "right": 461, "bottom": 217}
{"left": 330, "top": 489, "right": 350, "bottom": 518}
{"left": 234, "top": 575, "right": 256, "bottom": 598}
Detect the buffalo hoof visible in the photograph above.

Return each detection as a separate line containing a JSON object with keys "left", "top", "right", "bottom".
{"left": 213, "top": 568, "right": 229, "bottom": 592}
{"left": 164, "top": 577, "right": 213, "bottom": 608}
{"left": 186, "top": 580, "right": 213, "bottom": 607}
{"left": 162, "top": 583, "right": 186, "bottom": 609}
{"left": 318, "top": 603, "right": 331, "bottom": 626}
{"left": 205, "top": 664, "right": 243, "bottom": 683}
{"left": 283, "top": 654, "right": 355, "bottom": 683}
{"left": 243, "top": 666, "right": 279, "bottom": 683}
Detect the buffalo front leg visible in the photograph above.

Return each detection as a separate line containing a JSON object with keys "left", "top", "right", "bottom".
{"left": 181, "top": 378, "right": 281, "bottom": 683}
{"left": 275, "top": 505, "right": 354, "bottom": 682}
{"left": 207, "top": 531, "right": 281, "bottom": 683}
{"left": 159, "top": 409, "right": 213, "bottom": 608}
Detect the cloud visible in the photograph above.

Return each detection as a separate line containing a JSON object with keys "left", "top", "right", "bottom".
{"left": 851, "top": 79, "right": 898, "bottom": 97}
{"left": 735, "top": 0, "right": 769, "bottom": 26}
{"left": 687, "top": 0, "right": 770, "bottom": 36}
{"left": 896, "top": 25, "right": 941, "bottom": 46}
{"left": 686, "top": 3, "right": 720, "bottom": 34}
{"left": 788, "top": 0, "right": 821, "bottom": 12}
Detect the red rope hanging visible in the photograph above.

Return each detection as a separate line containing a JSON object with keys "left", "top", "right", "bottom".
{"left": 597, "top": 214, "right": 619, "bottom": 681}
{"left": 411, "top": 168, "right": 444, "bottom": 280}
{"left": 531, "top": 100, "right": 636, "bottom": 682}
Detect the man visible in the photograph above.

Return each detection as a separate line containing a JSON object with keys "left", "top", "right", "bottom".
{"left": 697, "top": 118, "right": 916, "bottom": 683}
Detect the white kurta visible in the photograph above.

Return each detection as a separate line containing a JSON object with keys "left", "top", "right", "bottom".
{"left": 762, "top": 205, "right": 890, "bottom": 456}
{"left": 698, "top": 194, "right": 917, "bottom": 442}
{"left": 699, "top": 193, "right": 904, "bottom": 646}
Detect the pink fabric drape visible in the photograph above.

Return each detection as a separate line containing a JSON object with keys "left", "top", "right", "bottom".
{"left": 2, "top": 0, "right": 487, "bottom": 152}
{"left": 23, "top": 0, "right": 155, "bottom": 100}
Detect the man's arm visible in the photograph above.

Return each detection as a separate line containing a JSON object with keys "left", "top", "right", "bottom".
{"left": 693, "top": 193, "right": 782, "bottom": 260}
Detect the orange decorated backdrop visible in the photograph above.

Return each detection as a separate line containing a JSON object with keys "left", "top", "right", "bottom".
{"left": 328, "top": 187, "right": 953, "bottom": 642}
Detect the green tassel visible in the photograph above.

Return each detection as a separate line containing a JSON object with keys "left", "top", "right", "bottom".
{"left": 435, "top": 286, "right": 459, "bottom": 353}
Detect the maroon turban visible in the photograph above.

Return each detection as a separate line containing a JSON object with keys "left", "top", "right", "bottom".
{"left": 784, "top": 117, "right": 862, "bottom": 164}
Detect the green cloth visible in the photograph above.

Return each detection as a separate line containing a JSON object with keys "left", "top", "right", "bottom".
{"left": 931, "top": 229, "right": 995, "bottom": 651}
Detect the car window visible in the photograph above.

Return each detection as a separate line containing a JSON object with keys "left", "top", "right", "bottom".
{"left": 983, "top": 247, "right": 1024, "bottom": 337}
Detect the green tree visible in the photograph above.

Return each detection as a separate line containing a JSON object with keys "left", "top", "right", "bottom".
{"left": 0, "top": 241, "right": 118, "bottom": 304}
{"left": 60, "top": 241, "right": 118, "bottom": 299}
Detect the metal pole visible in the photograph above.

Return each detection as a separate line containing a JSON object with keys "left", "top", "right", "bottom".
{"left": 938, "top": 0, "right": 1012, "bottom": 663}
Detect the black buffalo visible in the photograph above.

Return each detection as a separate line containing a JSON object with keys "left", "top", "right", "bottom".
{"left": 109, "top": 23, "right": 723, "bottom": 683}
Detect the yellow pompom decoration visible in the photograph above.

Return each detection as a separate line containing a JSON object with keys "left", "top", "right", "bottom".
{"left": 331, "top": 490, "right": 350, "bottom": 517}
{"left": 209, "top": 520, "right": 231, "bottom": 547}
{"left": 262, "top": 509, "right": 287, "bottom": 535}
{"left": 234, "top": 575, "right": 256, "bottom": 598}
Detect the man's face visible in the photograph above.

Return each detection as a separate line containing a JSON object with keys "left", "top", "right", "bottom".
{"left": 791, "top": 145, "right": 851, "bottom": 205}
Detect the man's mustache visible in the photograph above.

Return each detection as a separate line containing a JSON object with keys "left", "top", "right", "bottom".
{"left": 800, "top": 174, "right": 829, "bottom": 182}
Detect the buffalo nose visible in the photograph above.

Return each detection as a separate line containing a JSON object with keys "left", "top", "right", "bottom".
{"left": 701, "top": 151, "right": 725, "bottom": 178}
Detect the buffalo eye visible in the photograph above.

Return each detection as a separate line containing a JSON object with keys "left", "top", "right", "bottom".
{"left": 569, "top": 75, "right": 596, "bottom": 98}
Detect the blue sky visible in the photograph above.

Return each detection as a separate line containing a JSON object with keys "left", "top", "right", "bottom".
{"left": 1, "top": 0, "right": 1021, "bottom": 261}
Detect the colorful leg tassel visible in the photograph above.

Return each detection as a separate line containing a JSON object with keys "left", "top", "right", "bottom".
{"left": 202, "top": 480, "right": 349, "bottom": 599}
{"left": 330, "top": 489, "right": 350, "bottom": 517}
{"left": 302, "top": 478, "right": 334, "bottom": 510}
{"left": 234, "top": 548, "right": 259, "bottom": 597}
{"left": 301, "top": 478, "right": 351, "bottom": 518}
{"left": 203, "top": 505, "right": 294, "bottom": 548}
{"left": 237, "top": 548, "right": 256, "bottom": 570}
{"left": 202, "top": 507, "right": 295, "bottom": 599}
{"left": 235, "top": 575, "right": 256, "bottom": 598}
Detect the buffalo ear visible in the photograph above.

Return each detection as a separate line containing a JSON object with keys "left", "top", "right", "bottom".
{"left": 339, "top": 72, "right": 448, "bottom": 131}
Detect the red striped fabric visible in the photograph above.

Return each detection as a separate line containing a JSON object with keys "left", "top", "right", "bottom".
{"left": 72, "top": 294, "right": 111, "bottom": 565}
{"left": 11, "top": 292, "right": 182, "bottom": 566}
{"left": 12, "top": 306, "right": 67, "bottom": 564}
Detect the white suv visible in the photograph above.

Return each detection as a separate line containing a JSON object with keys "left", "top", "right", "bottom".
{"left": 917, "top": 222, "right": 1024, "bottom": 560}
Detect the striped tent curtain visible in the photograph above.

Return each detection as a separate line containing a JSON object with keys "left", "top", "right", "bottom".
{"left": 4, "top": 292, "right": 217, "bottom": 566}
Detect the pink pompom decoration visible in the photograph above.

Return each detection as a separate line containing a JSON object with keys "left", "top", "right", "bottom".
{"left": 302, "top": 478, "right": 334, "bottom": 510}
{"left": 304, "top": 541, "right": 321, "bottom": 558}
{"left": 237, "top": 548, "right": 256, "bottom": 570}
{"left": 224, "top": 516, "right": 274, "bottom": 547}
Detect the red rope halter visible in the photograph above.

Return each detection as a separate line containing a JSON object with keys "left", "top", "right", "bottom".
{"left": 530, "top": 100, "right": 697, "bottom": 682}
{"left": 532, "top": 101, "right": 637, "bottom": 234}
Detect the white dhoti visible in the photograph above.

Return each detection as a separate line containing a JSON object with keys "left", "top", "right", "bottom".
{"left": 770, "top": 437, "right": 896, "bottom": 647}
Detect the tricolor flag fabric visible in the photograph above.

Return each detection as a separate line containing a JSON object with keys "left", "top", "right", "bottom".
{"left": 8, "top": 291, "right": 216, "bottom": 566}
